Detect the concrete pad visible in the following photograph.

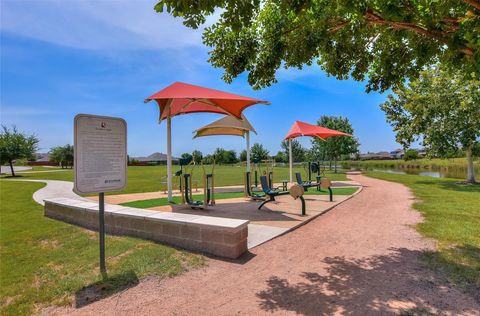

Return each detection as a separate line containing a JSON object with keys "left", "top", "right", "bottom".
{"left": 247, "top": 224, "right": 289, "bottom": 248}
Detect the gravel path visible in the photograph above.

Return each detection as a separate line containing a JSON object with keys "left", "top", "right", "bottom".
{"left": 51, "top": 175, "right": 480, "bottom": 316}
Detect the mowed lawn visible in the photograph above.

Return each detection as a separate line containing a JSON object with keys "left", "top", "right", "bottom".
{"left": 0, "top": 181, "right": 204, "bottom": 316}
{"left": 1, "top": 165, "right": 347, "bottom": 196}
{"left": 366, "top": 172, "right": 480, "bottom": 292}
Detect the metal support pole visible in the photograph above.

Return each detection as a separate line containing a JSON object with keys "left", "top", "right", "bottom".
{"left": 300, "top": 196, "right": 306, "bottom": 216}
{"left": 99, "top": 192, "right": 106, "bottom": 275}
{"left": 289, "top": 138, "right": 293, "bottom": 183}
{"left": 167, "top": 115, "right": 173, "bottom": 202}
{"left": 246, "top": 131, "right": 251, "bottom": 173}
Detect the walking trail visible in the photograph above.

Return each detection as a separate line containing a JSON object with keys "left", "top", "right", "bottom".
{"left": 51, "top": 175, "right": 480, "bottom": 316}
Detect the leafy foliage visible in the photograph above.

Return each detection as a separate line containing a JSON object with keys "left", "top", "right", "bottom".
{"left": 381, "top": 66, "right": 480, "bottom": 182}
{"left": 181, "top": 152, "right": 193, "bottom": 161}
{"left": 250, "top": 143, "right": 270, "bottom": 162}
{"left": 403, "top": 149, "right": 420, "bottom": 161}
{"left": 213, "top": 147, "right": 238, "bottom": 164}
{"left": 191, "top": 150, "right": 203, "bottom": 164}
{"left": 281, "top": 139, "right": 306, "bottom": 162}
{"left": 310, "top": 116, "right": 360, "bottom": 170}
{"left": 0, "top": 126, "right": 39, "bottom": 176}
{"left": 274, "top": 151, "right": 288, "bottom": 163}
{"left": 49, "top": 144, "right": 74, "bottom": 168}
{"left": 155, "top": 0, "right": 480, "bottom": 92}
{"left": 239, "top": 149, "right": 247, "bottom": 162}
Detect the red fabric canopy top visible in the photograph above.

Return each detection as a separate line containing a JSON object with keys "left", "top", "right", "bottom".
{"left": 145, "top": 82, "right": 269, "bottom": 120}
{"left": 285, "top": 121, "right": 351, "bottom": 140}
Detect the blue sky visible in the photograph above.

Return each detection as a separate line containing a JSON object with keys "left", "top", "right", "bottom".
{"left": 1, "top": 0, "right": 399, "bottom": 157}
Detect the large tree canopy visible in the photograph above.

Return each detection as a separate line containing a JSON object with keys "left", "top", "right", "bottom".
{"left": 310, "top": 116, "right": 359, "bottom": 172}
{"left": 156, "top": 0, "right": 480, "bottom": 92}
{"left": 381, "top": 67, "right": 480, "bottom": 183}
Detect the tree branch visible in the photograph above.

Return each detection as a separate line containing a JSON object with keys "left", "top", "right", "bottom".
{"left": 365, "top": 10, "right": 474, "bottom": 56}
{"left": 463, "top": 0, "right": 480, "bottom": 11}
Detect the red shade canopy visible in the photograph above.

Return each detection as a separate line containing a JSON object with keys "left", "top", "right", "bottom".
{"left": 145, "top": 81, "right": 269, "bottom": 120}
{"left": 285, "top": 121, "right": 351, "bottom": 140}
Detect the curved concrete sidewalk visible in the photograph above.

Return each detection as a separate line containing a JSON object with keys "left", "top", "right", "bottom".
{"left": 3, "top": 179, "right": 89, "bottom": 205}
{"left": 0, "top": 165, "right": 32, "bottom": 174}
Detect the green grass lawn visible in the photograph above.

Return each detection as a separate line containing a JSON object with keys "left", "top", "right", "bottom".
{"left": 0, "top": 181, "right": 204, "bottom": 316}
{"left": 121, "top": 187, "right": 358, "bottom": 209}
{"left": 366, "top": 172, "right": 480, "bottom": 291}
{"left": 1, "top": 165, "right": 347, "bottom": 196}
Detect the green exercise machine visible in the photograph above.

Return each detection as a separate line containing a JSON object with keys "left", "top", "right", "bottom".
{"left": 181, "top": 159, "right": 215, "bottom": 209}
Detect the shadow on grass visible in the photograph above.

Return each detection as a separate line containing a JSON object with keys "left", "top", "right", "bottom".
{"left": 256, "top": 248, "right": 479, "bottom": 315}
{"left": 421, "top": 244, "right": 480, "bottom": 303}
{"left": 75, "top": 270, "right": 139, "bottom": 308}
{"left": 1, "top": 175, "right": 25, "bottom": 179}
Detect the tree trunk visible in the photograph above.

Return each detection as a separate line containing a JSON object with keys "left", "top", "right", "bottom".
{"left": 9, "top": 160, "right": 15, "bottom": 177}
{"left": 334, "top": 157, "right": 338, "bottom": 173}
{"left": 466, "top": 145, "right": 476, "bottom": 184}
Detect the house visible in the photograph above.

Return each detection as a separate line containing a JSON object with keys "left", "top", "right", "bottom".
{"left": 389, "top": 149, "right": 404, "bottom": 159}
{"left": 130, "top": 152, "right": 179, "bottom": 165}
{"left": 359, "top": 151, "right": 395, "bottom": 160}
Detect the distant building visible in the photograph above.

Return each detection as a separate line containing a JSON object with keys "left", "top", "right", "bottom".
{"left": 130, "top": 152, "right": 179, "bottom": 165}
{"left": 358, "top": 148, "right": 427, "bottom": 160}
{"left": 28, "top": 153, "right": 57, "bottom": 166}
{"left": 35, "top": 153, "right": 50, "bottom": 162}
{"left": 389, "top": 149, "right": 404, "bottom": 159}
{"left": 359, "top": 151, "right": 392, "bottom": 160}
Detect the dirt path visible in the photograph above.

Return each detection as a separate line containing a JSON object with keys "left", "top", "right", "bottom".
{"left": 52, "top": 175, "right": 480, "bottom": 316}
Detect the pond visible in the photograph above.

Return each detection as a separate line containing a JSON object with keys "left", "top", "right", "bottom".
{"left": 343, "top": 166, "right": 469, "bottom": 179}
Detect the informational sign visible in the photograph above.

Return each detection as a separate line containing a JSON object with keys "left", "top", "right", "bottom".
{"left": 74, "top": 114, "right": 127, "bottom": 194}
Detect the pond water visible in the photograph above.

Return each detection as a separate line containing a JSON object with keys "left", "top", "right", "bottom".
{"left": 358, "top": 167, "right": 467, "bottom": 179}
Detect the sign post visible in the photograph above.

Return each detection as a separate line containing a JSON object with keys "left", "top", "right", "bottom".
{"left": 74, "top": 114, "right": 127, "bottom": 275}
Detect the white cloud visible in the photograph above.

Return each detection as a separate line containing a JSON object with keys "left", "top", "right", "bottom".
{"left": 0, "top": 0, "right": 204, "bottom": 50}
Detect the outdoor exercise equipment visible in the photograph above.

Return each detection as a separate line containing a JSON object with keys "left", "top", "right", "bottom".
{"left": 320, "top": 179, "right": 334, "bottom": 202}
{"left": 304, "top": 161, "right": 325, "bottom": 181}
{"left": 182, "top": 159, "right": 216, "bottom": 209}
{"left": 244, "top": 171, "right": 266, "bottom": 200}
{"left": 257, "top": 176, "right": 307, "bottom": 215}
{"left": 284, "top": 121, "right": 351, "bottom": 183}
{"left": 145, "top": 81, "right": 268, "bottom": 202}
{"left": 295, "top": 172, "right": 320, "bottom": 191}
{"left": 261, "top": 159, "right": 275, "bottom": 188}
{"left": 174, "top": 156, "right": 193, "bottom": 200}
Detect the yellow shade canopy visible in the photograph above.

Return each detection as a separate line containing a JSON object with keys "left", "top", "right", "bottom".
{"left": 193, "top": 114, "right": 256, "bottom": 138}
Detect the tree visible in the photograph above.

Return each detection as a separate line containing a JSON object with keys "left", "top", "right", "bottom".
{"left": 281, "top": 139, "right": 306, "bottom": 163}
{"left": 310, "top": 116, "right": 360, "bottom": 172}
{"left": 213, "top": 148, "right": 238, "bottom": 164}
{"left": 0, "top": 126, "right": 39, "bottom": 176}
{"left": 192, "top": 150, "right": 203, "bottom": 164}
{"left": 381, "top": 66, "right": 480, "bottom": 183}
{"left": 49, "top": 144, "right": 74, "bottom": 168}
{"left": 274, "top": 151, "right": 287, "bottom": 163}
{"left": 155, "top": 1, "right": 480, "bottom": 92}
{"left": 403, "top": 149, "right": 420, "bottom": 161}
{"left": 203, "top": 154, "right": 215, "bottom": 164}
{"left": 250, "top": 143, "right": 269, "bottom": 162}
{"left": 181, "top": 152, "right": 193, "bottom": 161}
{"left": 239, "top": 149, "right": 247, "bottom": 162}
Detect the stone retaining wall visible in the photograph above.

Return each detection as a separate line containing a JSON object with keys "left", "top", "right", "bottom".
{"left": 44, "top": 198, "right": 249, "bottom": 259}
